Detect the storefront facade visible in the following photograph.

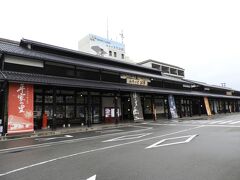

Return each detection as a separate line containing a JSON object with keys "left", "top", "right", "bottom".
{"left": 0, "top": 38, "right": 240, "bottom": 135}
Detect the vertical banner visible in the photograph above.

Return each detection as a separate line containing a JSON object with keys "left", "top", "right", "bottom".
{"left": 8, "top": 83, "right": 34, "bottom": 134}
{"left": 204, "top": 97, "right": 212, "bottom": 116}
{"left": 213, "top": 101, "right": 218, "bottom": 114}
{"left": 130, "top": 93, "right": 144, "bottom": 122}
{"left": 168, "top": 95, "right": 178, "bottom": 119}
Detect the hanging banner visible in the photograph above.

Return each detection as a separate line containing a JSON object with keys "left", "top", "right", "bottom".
{"left": 8, "top": 83, "right": 34, "bottom": 134}
{"left": 130, "top": 93, "right": 144, "bottom": 122}
{"left": 168, "top": 95, "right": 178, "bottom": 119}
{"left": 213, "top": 101, "right": 218, "bottom": 114}
{"left": 204, "top": 97, "right": 212, "bottom": 116}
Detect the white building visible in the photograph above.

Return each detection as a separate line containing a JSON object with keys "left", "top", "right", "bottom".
{"left": 138, "top": 59, "right": 185, "bottom": 79}
{"left": 78, "top": 34, "right": 126, "bottom": 60}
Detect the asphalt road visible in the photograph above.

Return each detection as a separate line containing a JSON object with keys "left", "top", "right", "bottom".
{"left": 1, "top": 114, "right": 240, "bottom": 180}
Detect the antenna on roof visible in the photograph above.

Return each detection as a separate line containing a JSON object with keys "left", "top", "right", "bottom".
{"left": 107, "top": 17, "right": 109, "bottom": 40}
{"left": 221, "top": 83, "right": 226, "bottom": 87}
{"left": 120, "top": 30, "right": 124, "bottom": 44}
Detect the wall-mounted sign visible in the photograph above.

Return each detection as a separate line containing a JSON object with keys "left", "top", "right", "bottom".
{"left": 8, "top": 83, "right": 34, "bottom": 134}
{"left": 226, "top": 91, "right": 233, "bottom": 96}
{"left": 121, "top": 75, "right": 150, "bottom": 86}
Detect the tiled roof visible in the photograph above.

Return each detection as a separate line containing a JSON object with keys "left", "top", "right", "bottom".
{"left": 0, "top": 41, "right": 192, "bottom": 84}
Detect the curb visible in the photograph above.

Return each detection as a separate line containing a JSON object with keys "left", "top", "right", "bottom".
{"left": 0, "top": 123, "right": 132, "bottom": 141}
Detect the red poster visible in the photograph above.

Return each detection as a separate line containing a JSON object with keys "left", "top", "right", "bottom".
{"left": 8, "top": 83, "right": 34, "bottom": 134}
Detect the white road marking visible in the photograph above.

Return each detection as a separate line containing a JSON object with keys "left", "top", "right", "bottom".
{"left": 147, "top": 123, "right": 199, "bottom": 127}
{"left": 35, "top": 135, "right": 74, "bottom": 141}
{"left": 102, "top": 133, "right": 152, "bottom": 142}
{"left": 0, "top": 127, "right": 152, "bottom": 153}
{"left": 229, "top": 120, "right": 240, "bottom": 125}
{"left": 145, "top": 134, "right": 198, "bottom": 149}
{"left": 208, "top": 120, "right": 225, "bottom": 124}
{"left": 0, "top": 125, "right": 204, "bottom": 177}
{"left": 87, "top": 174, "right": 96, "bottom": 180}
{"left": 205, "top": 124, "right": 240, "bottom": 128}
{"left": 96, "top": 129, "right": 123, "bottom": 134}
{"left": 218, "top": 120, "right": 234, "bottom": 124}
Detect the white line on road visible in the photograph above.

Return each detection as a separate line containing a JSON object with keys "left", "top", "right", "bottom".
{"left": 102, "top": 133, "right": 152, "bottom": 142}
{"left": 147, "top": 123, "right": 200, "bottom": 127}
{"left": 35, "top": 135, "right": 74, "bottom": 141}
{"left": 208, "top": 120, "right": 225, "bottom": 124}
{"left": 229, "top": 120, "right": 240, "bottom": 125}
{"left": 145, "top": 134, "right": 198, "bottom": 149}
{"left": 0, "top": 126, "right": 152, "bottom": 154}
{"left": 86, "top": 174, "right": 96, "bottom": 180}
{"left": 218, "top": 121, "right": 234, "bottom": 125}
{"left": 0, "top": 125, "right": 204, "bottom": 177}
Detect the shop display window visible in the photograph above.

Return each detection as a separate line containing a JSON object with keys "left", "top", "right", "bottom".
{"left": 66, "top": 106, "right": 74, "bottom": 118}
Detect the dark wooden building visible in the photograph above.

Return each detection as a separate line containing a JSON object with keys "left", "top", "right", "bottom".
{"left": 0, "top": 38, "right": 239, "bottom": 135}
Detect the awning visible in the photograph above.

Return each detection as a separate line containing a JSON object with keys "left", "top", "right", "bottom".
{"left": 2, "top": 71, "right": 240, "bottom": 99}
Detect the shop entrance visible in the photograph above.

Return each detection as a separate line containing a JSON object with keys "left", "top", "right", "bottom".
{"left": 175, "top": 97, "right": 193, "bottom": 117}
{"left": 121, "top": 96, "right": 133, "bottom": 122}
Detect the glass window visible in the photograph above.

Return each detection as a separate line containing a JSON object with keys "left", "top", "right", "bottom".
{"left": 77, "top": 94, "right": 85, "bottom": 104}
{"left": 61, "top": 90, "right": 74, "bottom": 95}
{"left": 121, "top": 54, "right": 124, "bottom": 59}
{"left": 45, "top": 105, "right": 53, "bottom": 119}
{"left": 76, "top": 67, "right": 100, "bottom": 80}
{"left": 109, "top": 51, "right": 112, "bottom": 56}
{"left": 76, "top": 106, "right": 85, "bottom": 118}
{"left": 35, "top": 95, "right": 42, "bottom": 103}
{"left": 152, "top": 63, "right": 160, "bottom": 70}
{"left": 114, "top": 52, "right": 117, "bottom": 57}
{"left": 34, "top": 105, "right": 42, "bottom": 118}
{"left": 66, "top": 106, "right": 75, "bottom": 118}
{"left": 92, "top": 96, "right": 100, "bottom": 104}
{"left": 66, "top": 96, "right": 74, "bottom": 103}
{"left": 144, "top": 98, "right": 152, "bottom": 114}
{"left": 56, "top": 96, "right": 64, "bottom": 103}
{"left": 35, "top": 89, "right": 43, "bottom": 93}
{"left": 56, "top": 106, "right": 65, "bottom": 118}
{"left": 45, "top": 89, "right": 53, "bottom": 94}
{"left": 92, "top": 106, "right": 100, "bottom": 123}
{"left": 45, "top": 62, "right": 75, "bottom": 77}
{"left": 45, "top": 95, "right": 53, "bottom": 103}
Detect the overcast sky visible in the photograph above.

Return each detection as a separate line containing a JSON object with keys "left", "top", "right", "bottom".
{"left": 1, "top": 0, "right": 240, "bottom": 89}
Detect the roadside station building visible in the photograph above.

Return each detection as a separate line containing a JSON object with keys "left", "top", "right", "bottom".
{"left": 0, "top": 38, "right": 240, "bottom": 135}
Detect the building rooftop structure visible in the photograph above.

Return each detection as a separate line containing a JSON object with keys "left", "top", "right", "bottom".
{"left": 78, "top": 34, "right": 126, "bottom": 61}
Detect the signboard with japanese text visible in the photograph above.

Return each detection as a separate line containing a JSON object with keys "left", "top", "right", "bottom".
{"left": 121, "top": 75, "right": 150, "bottom": 86}
{"left": 7, "top": 83, "right": 34, "bottom": 134}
